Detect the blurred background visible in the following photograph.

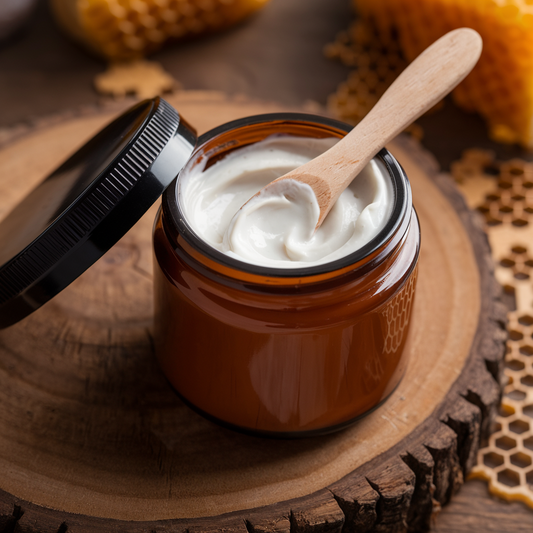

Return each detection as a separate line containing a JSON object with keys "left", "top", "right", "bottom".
{"left": 0, "top": 0, "right": 349, "bottom": 128}
{"left": 0, "top": 0, "right": 529, "bottom": 169}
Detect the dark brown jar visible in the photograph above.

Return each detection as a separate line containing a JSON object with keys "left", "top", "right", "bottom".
{"left": 153, "top": 113, "right": 420, "bottom": 437}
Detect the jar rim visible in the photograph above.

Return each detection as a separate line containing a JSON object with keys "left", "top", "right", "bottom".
{"left": 162, "top": 112, "right": 412, "bottom": 279}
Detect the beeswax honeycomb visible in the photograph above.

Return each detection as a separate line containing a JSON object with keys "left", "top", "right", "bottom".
{"left": 453, "top": 150, "right": 533, "bottom": 508}
{"left": 50, "top": 0, "right": 269, "bottom": 60}
{"left": 352, "top": 0, "right": 533, "bottom": 149}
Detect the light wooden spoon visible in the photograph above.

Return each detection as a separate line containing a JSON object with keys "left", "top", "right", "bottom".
{"left": 247, "top": 28, "right": 482, "bottom": 230}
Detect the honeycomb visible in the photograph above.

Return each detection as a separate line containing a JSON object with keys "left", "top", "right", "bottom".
{"left": 363, "top": 269, "right": 418, "bottom": 394}
{"left": 94, "top": 59, "right": 177, "bottom": 98}
{"left": 383, "top": 268, "right": 417, "bottom": 355}
{"left": 50, "top": 0, "right": 270, "bottom": 60}
{"left": 453, "top": 149, "right": 533, "bottom": 507}
{"left": 342, "top": 0, "right": 533, "bottom": 149}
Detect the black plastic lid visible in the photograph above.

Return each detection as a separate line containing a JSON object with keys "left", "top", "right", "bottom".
{"left": 0, "top": 97, "right": 197, "bottom": 328}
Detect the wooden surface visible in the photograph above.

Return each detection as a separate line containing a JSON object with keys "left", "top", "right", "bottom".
{"left": 0, "top": 0, "right": 531, "bottom": 530}
{"left": 430, "top": 480, "right": 533, "bottom": 532}
{"left": 0, "top": 91, "right": 504, "bottom": 531}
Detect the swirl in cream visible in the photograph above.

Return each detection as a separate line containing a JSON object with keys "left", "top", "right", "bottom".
{"left": 180, "top": 136, "right": 393, "bottom": 268}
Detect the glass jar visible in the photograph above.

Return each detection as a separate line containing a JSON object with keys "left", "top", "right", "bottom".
{"left": 153, "top": 113, "right": 420, "bottom": 437}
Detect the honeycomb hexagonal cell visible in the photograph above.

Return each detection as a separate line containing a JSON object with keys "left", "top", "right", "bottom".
{"left": 483, "top": 452, "right": 504, "bottom": 469}
{"left": 507, "top": 359, "right": 526, "bottom": 371}
{"left": 509, "top": 420, "right": 530, "bottom": 435}
{"left": 519, "top": 315, "right": 533, "bottom": 327}
{"left": 520, "top": 375, "right": 533, "bottom": 387}
{"left": 506, "top": 389, "right": 526, "bottom": 401}
{"left": 509, "top": 330, "right": 524, "bottom": 341}
{"left": 512, "top": 219, "right": 528, "bottom": 228}
{"left": 501, "top": 258, "right": 516, "bottom": 268}
{"left": 497, "top": 468, "right": 521, "bottom": 487}
{"left": 519, "top": 345, "right": 533, "bottom": 357}
{"left": 495, "top": 436, "right": 517, "bottom": 451}
{"left": 510, "top": 452, "right": 532, "bottom": 468}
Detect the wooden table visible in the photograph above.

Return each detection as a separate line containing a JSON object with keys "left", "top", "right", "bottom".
{"left": 0, "top": 0, "right": 532, "bottom": 530}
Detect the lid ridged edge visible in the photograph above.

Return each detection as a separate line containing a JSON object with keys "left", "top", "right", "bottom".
{"left": 0, "top": 99, "right": 180, "bottom": 306}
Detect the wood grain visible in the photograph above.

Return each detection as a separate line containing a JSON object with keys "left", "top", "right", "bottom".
{"left": 433, "top": 481, "right": 533, "bottom": 532}
{"left": 0, "top": 92, "right": 505, "bottom": 532}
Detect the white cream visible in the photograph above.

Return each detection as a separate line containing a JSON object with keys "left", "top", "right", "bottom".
{"left": 180, "top": 136, "right": 394, "bottom": 268}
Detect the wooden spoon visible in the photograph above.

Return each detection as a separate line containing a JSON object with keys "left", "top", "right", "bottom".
{"left": 248, "top": 28, "right": 482, "bottom": 230}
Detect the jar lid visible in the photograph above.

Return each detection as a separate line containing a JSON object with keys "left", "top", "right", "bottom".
{"left": 0, "top": 97, "right": 197, "bottom": 328}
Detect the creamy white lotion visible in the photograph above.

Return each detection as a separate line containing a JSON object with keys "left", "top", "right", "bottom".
{"left": 180, "top": 136, "right": 394, "bottom": 268}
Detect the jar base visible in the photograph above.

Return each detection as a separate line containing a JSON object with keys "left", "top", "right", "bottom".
{"left": 167, "top": 377, "right": 404, "bottom": 439}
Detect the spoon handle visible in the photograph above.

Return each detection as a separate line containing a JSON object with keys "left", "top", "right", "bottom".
{"left": 311, "top": 28, "right": 482, "bottom": 226}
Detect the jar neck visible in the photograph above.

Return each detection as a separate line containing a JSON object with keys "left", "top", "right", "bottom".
{"left": 160, "top": 203, "right": 414, "bottom": 295}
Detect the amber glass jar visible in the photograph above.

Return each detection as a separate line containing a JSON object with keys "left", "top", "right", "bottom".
{"left": 153, "top": 113, "right": 420, "bottom": 437}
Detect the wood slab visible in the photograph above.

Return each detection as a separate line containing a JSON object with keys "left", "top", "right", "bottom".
{"left": 0, "top": 92, "right": 506, "bottom": 532}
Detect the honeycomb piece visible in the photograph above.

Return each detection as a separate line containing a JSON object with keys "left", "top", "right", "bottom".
{"left": 94, "top": 59, "right": 178, "bottom": 98}
{"left": 453, "top": 150, "right": 533, "bottom": 508}
{"left": 50, "top": 0, "right": 270, "bottom": 60}
{"left": 383, "top": 269, "right": 417, "bottom": 354}
{"left": 352, "top": 0, "right": 533, "bottom": 149}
